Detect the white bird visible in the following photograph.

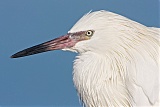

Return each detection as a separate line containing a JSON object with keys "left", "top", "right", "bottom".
{"left": 11, "top": 10, "right": 160, "bottom": 107}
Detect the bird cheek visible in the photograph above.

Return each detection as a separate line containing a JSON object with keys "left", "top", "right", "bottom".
{"left": 82, "top": 36, "right": 90, "bottom": 40}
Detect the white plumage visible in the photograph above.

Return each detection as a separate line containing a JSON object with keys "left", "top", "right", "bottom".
{"left": 11, "top": 10, "right": 160, "bottom": 107}
{"left": 69, "top": 10, "right": 160, "bottom": 107}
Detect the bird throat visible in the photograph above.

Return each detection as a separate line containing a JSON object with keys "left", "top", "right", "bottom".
{"left": 73, "top": 52, "right": 132, "bottom": 107}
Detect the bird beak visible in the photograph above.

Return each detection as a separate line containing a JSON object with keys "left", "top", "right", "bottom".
{"left": 11, "top": 33, "right": 86, "bottom": 58}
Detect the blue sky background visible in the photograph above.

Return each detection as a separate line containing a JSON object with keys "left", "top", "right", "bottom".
{"left": 0, "top": 0, "right": 159, "bottom": 106}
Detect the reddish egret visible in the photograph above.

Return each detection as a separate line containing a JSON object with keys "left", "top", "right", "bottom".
{"left": 11, "top": 10, "right": 160, "bottom": 107}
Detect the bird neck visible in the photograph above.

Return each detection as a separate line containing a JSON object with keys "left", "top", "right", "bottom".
{"left": 73, "top": 52, "right": 132, "bottom": 107}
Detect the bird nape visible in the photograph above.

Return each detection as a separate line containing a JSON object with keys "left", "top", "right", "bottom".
{"left": 11, "top": 10, "right": 160, "bottom": 107}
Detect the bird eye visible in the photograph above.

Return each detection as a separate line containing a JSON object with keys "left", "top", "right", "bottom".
{"left": 85, "top": 30, "right": 94, "bottom": 37}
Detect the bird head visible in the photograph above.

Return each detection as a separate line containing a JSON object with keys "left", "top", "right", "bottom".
{"left": 11, "top": 10, "right": 126, "bottom": 58}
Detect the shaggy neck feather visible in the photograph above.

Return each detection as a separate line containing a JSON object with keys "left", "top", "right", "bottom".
{"left": 73, "top": 52, "right": 133, "bottom": 107}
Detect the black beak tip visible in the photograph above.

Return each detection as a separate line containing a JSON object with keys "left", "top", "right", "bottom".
{"left": 10, "top": 55, "right": 14, "bottom": 58}
{"left": 10, "top": 55, "right": 15, "bottom": 58}
{"left": 10, "top": 54, "right": 19, "bottom": 58}
{"left": 10, "top": 50, "right": 28, "bottom": 58}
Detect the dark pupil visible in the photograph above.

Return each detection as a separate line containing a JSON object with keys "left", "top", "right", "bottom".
{"left": 87, "top": 31, "right": 91, "bottom": 35}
